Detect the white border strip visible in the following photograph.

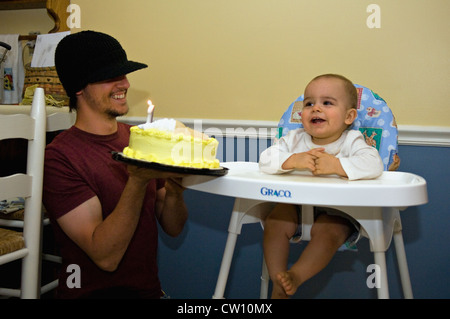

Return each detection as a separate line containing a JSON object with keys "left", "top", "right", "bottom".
{"left": 119, "top": 117, "right": 450, "bottom": 147}
{"left": 397, "top": 125, "right": 450, "bottom": 147}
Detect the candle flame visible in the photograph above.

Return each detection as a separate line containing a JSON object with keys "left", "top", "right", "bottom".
{"left": 146, "top": 99, "right": 155, "bottom": 123}
{"left": 147, "top": 99, "right": 155, "bottom": 112}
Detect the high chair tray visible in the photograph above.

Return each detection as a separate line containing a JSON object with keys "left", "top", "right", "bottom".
{"left": 182, "top": 161, "right": 428, "bottom": 207}
{"left": 112, "top": 152, "right": 229, "bottom": 176}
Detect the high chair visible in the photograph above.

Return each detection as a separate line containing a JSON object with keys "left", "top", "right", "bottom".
{"left": 0, "top": 88, "right": 46, "bottom": 298}
{"left": 261, "top": 84, "right": 404, "bottom": 298}
{"left": 183, "top": 84, "right": 428, "bottom": 299}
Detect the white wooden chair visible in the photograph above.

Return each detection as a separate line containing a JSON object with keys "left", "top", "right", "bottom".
{"left": 0, "top": 88, "right": 46, "bottom": 298}
{"left": 0, "top": 99, "right": 75, "bottom": 298}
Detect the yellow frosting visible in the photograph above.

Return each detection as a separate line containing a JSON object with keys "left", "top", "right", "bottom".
{"left": 123, "top": 126, "right": 220, "bottom": 168}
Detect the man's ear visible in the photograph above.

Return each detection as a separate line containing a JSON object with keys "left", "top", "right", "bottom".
{"left": 345, "top": 108, "right": 357, "bottom": 125}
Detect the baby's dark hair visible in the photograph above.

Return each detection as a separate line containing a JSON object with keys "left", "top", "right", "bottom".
{"left": 310, "top": 74, "right": 358, "bottom": 109}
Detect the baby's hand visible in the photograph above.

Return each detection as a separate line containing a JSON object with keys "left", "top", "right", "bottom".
{"left": 282, "top": 148, "right": 325, "bottom": 172}
{"left": 311, "top": 151, "right": 346, "bottom": 177}
{"left": 306, "top": 148, "right": 325, "bottom": 158}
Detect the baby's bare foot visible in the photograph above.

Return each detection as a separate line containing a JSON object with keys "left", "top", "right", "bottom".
{"left": 277, "top": 271, "right": 299, "bottom": 296}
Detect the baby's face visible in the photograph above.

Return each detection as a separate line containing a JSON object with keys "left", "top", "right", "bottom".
{"left": 301, "top": 77, "right": 356, "bottom": 145}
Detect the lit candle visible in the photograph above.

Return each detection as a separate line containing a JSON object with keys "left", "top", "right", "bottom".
{"left": 146, "top": 99, "right": 155, "bottom": 123}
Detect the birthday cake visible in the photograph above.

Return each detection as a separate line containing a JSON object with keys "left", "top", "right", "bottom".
{"left": 123, "top": 118, "right": 220, "bottom": 169}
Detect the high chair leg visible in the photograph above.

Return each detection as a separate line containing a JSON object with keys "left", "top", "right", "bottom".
{"left": 374, "top": 251, "right": 389, "bottom": 299}
{"left": 213, "top": 232, "right": 238, "bottom": 299}
{"left": 393, "top": 230, "right": 413, "bottom": 299}
{"left": 213, "top": 198, "right": 272, "bottom": 299}
{"left": 260, "top": 257, "right": 269, "bottom": 299}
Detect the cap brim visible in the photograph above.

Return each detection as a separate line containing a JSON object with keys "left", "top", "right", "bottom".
{"left": 87, "top": 60, "right": 148, "bottom": 84}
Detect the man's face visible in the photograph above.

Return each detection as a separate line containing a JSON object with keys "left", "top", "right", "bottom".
{"left": 79, "top": 75, "right": 131, "bottom": 118}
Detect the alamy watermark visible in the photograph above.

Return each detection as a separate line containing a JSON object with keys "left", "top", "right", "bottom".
{"left": 367, "top": 4, "right": 381, "bottom": 29}
{"left": 66, "top": 264, "right": 81, "bottom": 289}
{"left": 66, "top": 4, "right": 81, "bottom": 29}
{"left": 367, "top": 264, "right": 381, "bottom": 289}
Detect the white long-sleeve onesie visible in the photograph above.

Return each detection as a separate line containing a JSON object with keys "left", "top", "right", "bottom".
{"left": 259, "top": 129, "right": 383, "bottom": 180}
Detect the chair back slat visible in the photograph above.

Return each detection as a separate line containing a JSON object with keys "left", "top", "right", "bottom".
{"left": 46, "top": 111, "right": 75, "bottom": 132}
{"left": 0, "top": 115, "right": 35, "bottom": 140}
{"left": 0, "top": 174, "right": 32, "bottom": 200}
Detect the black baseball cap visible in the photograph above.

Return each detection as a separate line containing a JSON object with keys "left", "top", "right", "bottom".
{"left": 55, "top": 30, "right": 148, "bottom": 98}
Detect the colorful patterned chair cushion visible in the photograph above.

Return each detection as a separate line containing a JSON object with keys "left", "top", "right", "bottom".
{"left": 276, "top": 84, "right": 400, "bottom": 171}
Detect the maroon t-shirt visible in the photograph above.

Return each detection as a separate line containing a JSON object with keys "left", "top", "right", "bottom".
{"left": 43, "top": 122, "right": 165, "bottom": 299}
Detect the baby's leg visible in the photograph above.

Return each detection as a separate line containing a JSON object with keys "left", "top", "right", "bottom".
{"left": 285, "top": 213, "right": 353, "bottom": 295}
{"left": 263, "top": 203, "right": 298, "bottom": 299}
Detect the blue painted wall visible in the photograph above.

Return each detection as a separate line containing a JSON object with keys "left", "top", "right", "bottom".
{"left": 157, "top": 138, "right": 450, "bottom": 299}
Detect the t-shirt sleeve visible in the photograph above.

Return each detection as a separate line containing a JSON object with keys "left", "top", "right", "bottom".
{"left": 259, "top": 130, "right": 301, "bottom": 175}
{"left": 43, "top": 147, "right": 96, "bottom": 219}
{"left": 338, "top": 131, "right": 384, "bottom": 180}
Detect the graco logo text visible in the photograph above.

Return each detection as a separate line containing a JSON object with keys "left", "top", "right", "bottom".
{"left": 260, "top": 187, "right": 292, "bottom": 198}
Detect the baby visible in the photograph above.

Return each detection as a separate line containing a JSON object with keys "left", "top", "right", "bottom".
{"left": 259, "top": 74, "right": 383, "bottom": 298}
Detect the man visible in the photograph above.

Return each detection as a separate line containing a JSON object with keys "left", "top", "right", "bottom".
{"left": 43, "top": 30, "right": 188, "bottom": 298}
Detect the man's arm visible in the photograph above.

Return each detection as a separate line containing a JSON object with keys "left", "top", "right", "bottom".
{"left": 155, "top": 178, "right": 188, "bottom": 237}
{"left": 57, "top": 166, "right": 186, "bottom": 272}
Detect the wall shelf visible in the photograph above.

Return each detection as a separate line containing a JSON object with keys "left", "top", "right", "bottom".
{"left": 0, "top": 0, "right": 48, "bottom": 10}
{"left": 0, "top": 0, "right": 70, "bottom": 38}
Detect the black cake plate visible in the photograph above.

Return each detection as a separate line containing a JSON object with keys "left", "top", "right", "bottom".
{"left": 112, "top": 151, "right": 228, "bottom": 176}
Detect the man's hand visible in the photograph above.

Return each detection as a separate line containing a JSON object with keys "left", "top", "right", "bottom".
{"left": 127, "top": 165, "right": 186, "bottom": 185}
{"left": 164, "top": 178, "right": 185, "bottom": 197}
